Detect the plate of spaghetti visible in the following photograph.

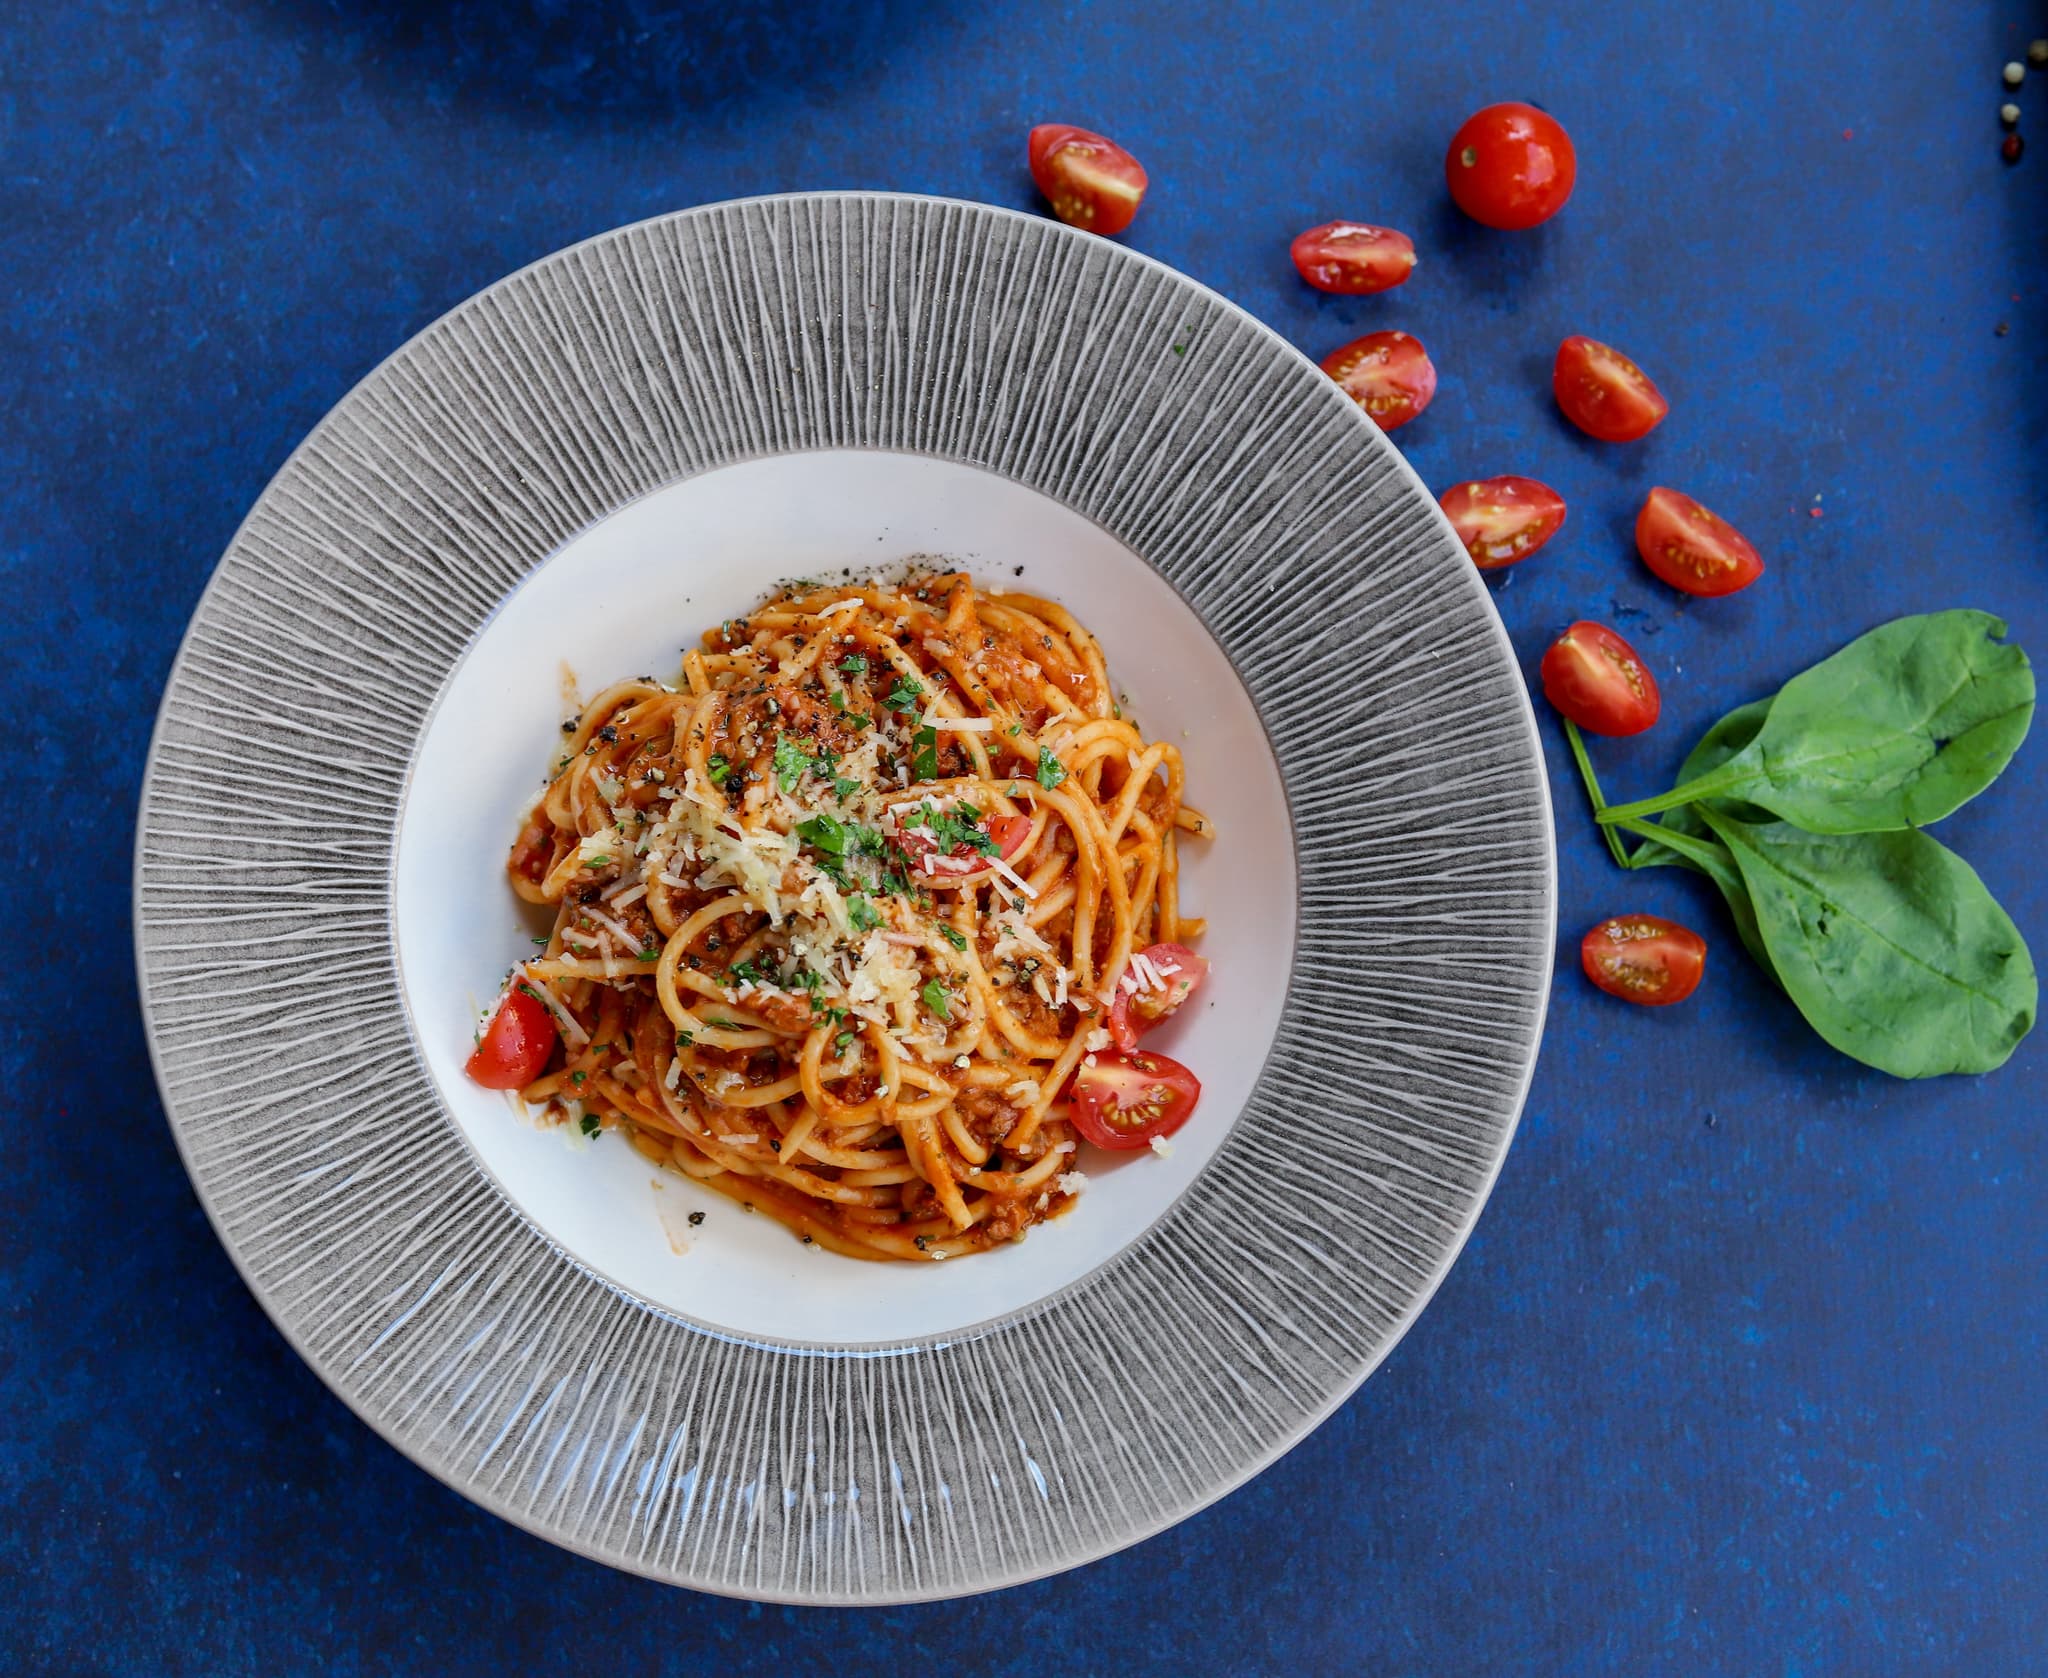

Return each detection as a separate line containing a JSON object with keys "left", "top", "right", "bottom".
{"left": 478, "top": 570, "right": 1213, "bottom": 1261}
{"left": 137, "top": 193, "right": 1554, "bottom": 1602}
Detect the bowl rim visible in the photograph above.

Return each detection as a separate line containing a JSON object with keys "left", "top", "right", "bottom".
{"left": 132, "top": 189, "right": 1556, "bottom": 1603}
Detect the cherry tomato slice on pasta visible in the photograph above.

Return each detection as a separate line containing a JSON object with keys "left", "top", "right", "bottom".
{"left": 1635, "top": 487, "right": 1765, "bottom": 597}
{"left": 1028, "top": 124, "right": 1148, "bottom": 236}
{"left": 1106, "top": 941, "right": 1210, "bottom": 1051}
{"left": 896, "top": 810, "right": 1033, "bottom": 880}
{"left": 1446, "top": 102, "right": 1577, "bottom": 229}
{"left": 1539, "top": 620, "right": 1661, "bottom": 736}
{"left": 1581, "top": 915, "right": 1707, "bottom": 1006}
{"left": 465, "top": 988, "right": 557, "bottom": 1089}
{"left": 1289, "top": 221, "right": 1418, "bottom": 294}
{"left": 1069, "top": 1049, "right": 1202, "bottom": 1149}
{"left": 1322, "top": 330, "right": 1437, "bottom": 432}
{"left": 1439, "top": 476, "right": 1567, "bottom": 569}
{"left": 1553, "top": 335, "right": 1668, "bottom": 442}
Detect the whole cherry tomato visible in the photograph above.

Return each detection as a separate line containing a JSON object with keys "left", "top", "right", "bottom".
{"left": 1028, "top": 124, "right": 1148, "bottom": 236}
{"left": 1446, "top": 102, "right": 1577, "bottom": 229}
{"left": 1635, "top": 487, "right": 1765, "bottom": 597}
{"left": 1290, "top": 222, "right": 1417, "bottom": 294}
{"left": 1439, "top": 476, "right": 1567, "bottom": 569}
{"left": 1554, "top": 335, "right": 1668, "bottom": 442}
{"left": 1581, "top": 915, "right": 1707, "bottom": 1006}
{"left": 1539, "top": 621, "right": 1660, "bottom": 736}
{"left": 1322, "top": 331, "right": 1437, "bottom": 432}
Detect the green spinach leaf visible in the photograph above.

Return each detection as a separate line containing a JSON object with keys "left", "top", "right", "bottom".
{"left": 1698, "top": 809, "right": 2037, "bottom": 1077}
{"left": 1602, "top": 611, "right": 2034, "bottom": 835}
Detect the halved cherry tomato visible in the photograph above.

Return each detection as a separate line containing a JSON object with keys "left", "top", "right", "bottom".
{"left": 1028, "top": 124, "right": 1148, "bottom": 236}
{"left": 465, "top": 987, "right": 557, "bottom": 1090}
{"left": 1554, "top": 335, "right": 1668, "bottom": 442}
{"left": 1635, "top": 487, "right": 1765, "bottom": 598}
{"left": 1290, "top": 222, "right": 1417, "bottom": 294}
{"left": 1539, "top": 621, "right": 1660, "bottom": 736}
{"left": 1069, "top": 1048, "right": 1202, "bottom": 1150}
{"left": 1322, "top": 331, "right": 1437, "bottom": 432}
{"left": 1581, "top": 915, "right": 1707, "bottom": 1006}
{"left": 1439, "top": 476, "right": 1567, "bottom": 569}
{"left": 1446, "top": 103, "right": 1577, "bottom": 229}
{"left": 893, "top": 810, "right": 1033, "bottom": 881}
{"left": 1106, "top": 941, "right": 1210, "bottom": 1051}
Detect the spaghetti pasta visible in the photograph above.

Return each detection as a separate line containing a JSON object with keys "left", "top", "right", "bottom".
{"left": 472, "top": 570, "right": 1212, "bottom": 1261}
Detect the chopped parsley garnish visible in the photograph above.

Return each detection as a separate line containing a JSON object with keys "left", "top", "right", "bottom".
{"left": 938, "top": 924, "right": 968, "bottom": 950}
{"left": 706, "top": 753, "right": 732, "bottom": 787}
{"left": 885, "top": 676, "right": 923, "bottom": 714}
{"left": 569, "top": 1070, "right": 586, "bottom": 1084}
{"left": 795, "top": 813, "right": 848, "bottom": 855}
{"left": 773, "top": 733, "right": 811, "bottom": 793}
{"left": 911, "top": 725, "right": 939, "bottom": 782}
{"left": 675, "top": 1030, "right": 694, "bottom": 1046}
{"left": 580, "top": 854, "right": 611, "bottom": 869}
{"left": 635, "top": 948, "right": 660, "bottom": 963}
{"left": 833, "top": 1028, "right": 857, "bottom": 1054}
{"left": 579, "top": 1112, "right": 601, "bottom": 1138}
{"left": 728, "top": 956, "right": 764, "bottom": 984}
{"left": 906, "top": 801, "right": 997, "bottom": 856}
{"left": 1035, "top": 747, "right": 1068, "bottom": 790}
{"left": 705, "top": 1018, "right": 743, "bottom": 1030}
{"left": 848, "top": 894, "right": 881, "bottom": 932}
{"left": 839, "top": 653, "right": 868, "bottom": 676}
{"left": 829, "top": 690, "right": 848, "bottom": 711}
{"left": 832, "top": 776, "right": 860, "bottom": 800}
{"left": 921, "top": 978, "right": 952, "bottom": 1020}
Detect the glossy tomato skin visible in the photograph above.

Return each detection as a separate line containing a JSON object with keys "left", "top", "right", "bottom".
{"left": 1068, "top": 1048, "right": 1202, "bottom": 1150}
{"left": 1446, "top": 102, "right": 1577, "bottom": 229}
{"left": 1322, "top": 331, "right": 1437, "bottom": 432}
{"left": 1106, "top": 941, "right": 1210, "bottom": 1051}
{"left": 1540, "top": 621, "right": 1661, "bottom": 736}
{"left": 1028, "top": 124, "right": 1148, "bottom": 236}
{"left": 1439, "top": 476, "right": 1567, "bottom": 569}
{"left": 465, "top": 988, "right": 557, "bottom": 1090}
{"left": 1554, "top": 336, "right": 1668, "bottom": 442}
{"left": 1635, "top": 487, "right": 1765, "bottom": 597}
{"left": 1290, "top": 222, "right": 1417, "bottom": 294}
{"left": 1581, "top": 915, "right": 1707, "bottom": 1006}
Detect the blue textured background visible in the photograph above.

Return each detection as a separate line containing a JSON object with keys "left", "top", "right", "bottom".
{"left": 4, "top": 2, "right": 2044, "bottom": 1672}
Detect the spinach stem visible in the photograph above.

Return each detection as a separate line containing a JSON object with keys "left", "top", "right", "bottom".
{"left": 1595, "top": 772, "right": 1728, "bottom": 826}
{"left": 1564, "top": 718, "right": 1635, "bottom": 870}
{"left": 1608, "top": 815, "right": 1724, "bottom": 870}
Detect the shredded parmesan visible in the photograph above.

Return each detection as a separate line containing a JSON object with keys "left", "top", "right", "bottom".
{"left": 987, "top": 855, "right": 1039, "bottom": 899}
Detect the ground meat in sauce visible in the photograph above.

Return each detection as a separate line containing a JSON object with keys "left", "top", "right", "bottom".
{"left": 955, "top": 1088, "right": 1022, "bottom": 1144}
{"left": 981, "top": 1195, "right": 1032, "bottom": 1243}
{"left": 743, "top": 988, "right": 817, "bottom": 1035}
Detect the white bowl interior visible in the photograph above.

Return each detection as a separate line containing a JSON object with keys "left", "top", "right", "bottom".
{"left": 394, "top": 449, "right": 1296, "bottom": 1345}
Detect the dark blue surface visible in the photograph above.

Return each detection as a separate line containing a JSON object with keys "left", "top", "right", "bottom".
{"left": 4, "top": 2, "right": 2044, "bottom": 1672}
